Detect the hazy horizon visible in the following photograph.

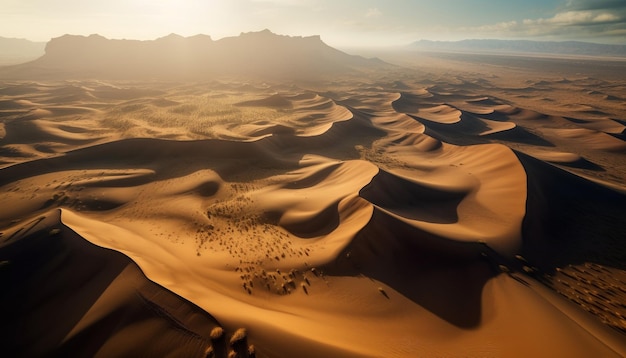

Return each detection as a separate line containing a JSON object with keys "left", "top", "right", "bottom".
{"left": 1, "top": 0, "right": 625, "bottom": 47}
{"left": 5, "top": 30, "right": 626, "bottom": 49}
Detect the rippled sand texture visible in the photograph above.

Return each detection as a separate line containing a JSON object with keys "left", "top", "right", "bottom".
{"left": 1, "top": 65, "right": 625, "bottom": 357}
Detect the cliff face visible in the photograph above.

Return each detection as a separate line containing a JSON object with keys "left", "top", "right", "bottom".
{"left": 36, "top": 33, "right": 216, "bottom": 78}
{"left": 5, "top": 30, "right": 386, "bottom": 80}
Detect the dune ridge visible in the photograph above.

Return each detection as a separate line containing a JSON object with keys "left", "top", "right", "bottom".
{"left": 0, "top": 210, "right": 220, "bottom": 357}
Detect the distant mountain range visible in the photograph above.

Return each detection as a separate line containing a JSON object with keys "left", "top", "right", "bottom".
{"left": 408, "top": 39, "right": 626, "bottom": 58}
{"left": 0, "top": 30, "right": 388, "bottom": 80}
{"left": 3, "top": 33, "right": 623, "bottom": 81}
{"left": 0, "top": 37, "right": 46, "bottom": 65}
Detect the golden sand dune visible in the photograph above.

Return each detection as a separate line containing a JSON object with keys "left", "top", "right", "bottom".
{"left": 1, "top": 60, "right": 626, "bottom": 357}
{"left": 546, "top": 128, "right": 626, "bottom": 152}
{"left": 1, "top": 211, "right": 219, "bottom": 357}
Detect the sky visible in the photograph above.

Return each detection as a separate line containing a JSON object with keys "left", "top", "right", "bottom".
{"left": 1, "top": 0, "right": 626, "bottom": 47}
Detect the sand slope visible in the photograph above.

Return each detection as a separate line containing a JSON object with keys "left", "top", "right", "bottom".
{"left": 0, "top": 210, "right": 220, "bottom": 357}
{"left": 1, "top": 65, "right": 626, "bottom": 357}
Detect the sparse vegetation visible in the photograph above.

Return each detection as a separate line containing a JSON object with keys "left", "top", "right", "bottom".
{"left": 229, "top": 328, "right": 247, "bottom": 346}
{"left": 210, "top": 327, "right": 224, "bottom": 341}
{"left": 101, "top": 93, "right": 284, "bottom": 137}
{"left": 378, "top": 287, "right": 389, "bottom": 299}
{"left": 228, "top": 328, "right": 249, "bottom": 358}
{"left": 204, "top": 345, "right": 214, "bottom": 358}
{"left": 549, "top": 263, "right": 626, "bottom": 334}
{"left": 208, "top": 326, "right": 226, "bottom": 357}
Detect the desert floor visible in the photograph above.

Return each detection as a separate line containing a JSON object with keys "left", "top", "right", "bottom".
{"left": 1, "top": 54, "right": 626, "bottom": 357}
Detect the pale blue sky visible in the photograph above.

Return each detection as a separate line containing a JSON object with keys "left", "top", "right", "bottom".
{"left": 1, "top": 0, "right": 625, "bottom": 46}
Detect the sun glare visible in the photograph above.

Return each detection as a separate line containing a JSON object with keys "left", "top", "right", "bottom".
{"left": 126, "top": 0, "right": 235, "bottom": 38}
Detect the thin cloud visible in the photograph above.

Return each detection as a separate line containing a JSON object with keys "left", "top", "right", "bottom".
{"left": 567, "top": 0, "right": 626, "bottom": 11}
{"left": 461, "top": 1, "right": 626, "bottom": 42}
{"left": 365, "top": 8, "right": 382, "bottom": 19}
{"left": 248, "top": 0, "right": 307, "bottom": 5}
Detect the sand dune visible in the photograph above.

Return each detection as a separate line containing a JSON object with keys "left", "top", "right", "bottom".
{"left": 1, "top": 210, "right": 220, "bottom": 357}
{"left": 545, "top": 128, "right": 626, "bottom": 152}
{"left": 1, "top": 54, "right": 626, "bottom": 357}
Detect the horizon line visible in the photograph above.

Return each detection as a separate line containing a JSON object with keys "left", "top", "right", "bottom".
{"left": 2, "top": 29, "right": 626, "bottom": 48}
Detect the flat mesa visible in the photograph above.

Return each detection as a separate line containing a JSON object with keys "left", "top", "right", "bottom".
{"left": 1, "top": 35, "right": 625, "bottom": 357}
